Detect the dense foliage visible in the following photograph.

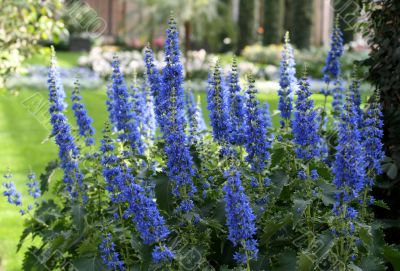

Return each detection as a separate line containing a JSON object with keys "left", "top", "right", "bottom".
{"left": 0, "top": 0, "right": 64, "bottom": 87}
{"left": 357, "top": 0, "right": 400, "bottom": 248}
{"left": 2, "top": 18, "right": 399, "bottom": 271}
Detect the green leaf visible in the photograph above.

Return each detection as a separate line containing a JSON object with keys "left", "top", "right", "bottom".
{"left": 154, "top": 173, "right": 174, "bottom": 214}
{"left": 384, "top": 245, "right": 400, "bottom": 271}
{"left": 373, "top": 200, "right": 390, "bottom": 210}
{"left": 271, "top": 250, "right": 297, "bottom": 271}
{"left": 386, "top": 163, "right": 398, "bottom": 180}
{"left": 71, "top": 256, "right": 106, "bottom": 271}
{"left": 270, "top": 170, "right": 289, "bottom": 197}
{"left": 293, "top": 199, "right": 311, "bottom": 226}
{"left": 39, "top": 160, "right": 58, "bottom": 193}
{"left": 261, "top": 214, "right": 292, "bottom": 246}
{"left": 297, "top": 251, "right": 314, "bottom": 271}
{"left": 319, "top": 182, "right": 339, "bottom": 206}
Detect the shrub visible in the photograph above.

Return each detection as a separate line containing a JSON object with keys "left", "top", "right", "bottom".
{"left": 2, "top": 18, "right": 399, "bottom": 271}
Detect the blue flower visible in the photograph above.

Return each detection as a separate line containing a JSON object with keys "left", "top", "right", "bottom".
{"left": 322, "top": 21, "right": 344, "bottom": 85}
{"left": 362, "top": 93, "right": 384, "bottom": 184}
{"left": 157, "top": 17, "right": 197, "bottom": 211}
{"left": 106, "top": 83, "right": 117, "bottom": 128}
{"left": 278, "top": 32, "right": 297, "bottom": 124}
{"left": 331, "top": 79, "right": 345, "bottom": 117}
{"left": 110, "top": 56, "right": 144, "bottom": 155}
{"left": 260, "top": 102, "right": 273, "bottom": 132}
{"left": 185, "top": 89, "right": 206, "bottom": 143}
{"left": 27, "top": 173, "right": 41, "bottom": 199}
{"left": 297, "top": 170, "right": 307, "bottom": 180}
{"left": 292, "top": 75, "right": 321, "bottom": 161}
{"left": 71, "top": 79, "right": 95, "bottom": 146}
{"left": 223, "top": 168, "right": 258, "bottom": 264}
{"left": 227, "top": 57, "right": 247, "bottom": 145}
{"left": 207, "top": 60, "right": 231, "bottom": 143}
{"left": 99, "top": 233, "right": 125, "bottom": 270}
{"left": 144, "top": 47, "right": 165, "bottom": 131}
{"left": 48, "top": 47, "right": 83, "bottom": 199}
{"left": 245, "top": 74, "right": 271, "bottom": 173}
{"left": 310, "top": 170, "right": 319, "bottom": 181}
{"left": 2, "top": 182, "right": 22, "bottom": 206}
{"left": 141, "top": 73, "right": 157, "bottom": 141}
{"left": 332, "top": 88, "right": 366, "bottom": 212}
{"left": 152, "top": 245, "right": 175, "bottom": 264}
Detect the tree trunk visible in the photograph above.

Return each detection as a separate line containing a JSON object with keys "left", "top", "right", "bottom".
{"left": 237, "top": 0, "right": 255, "bottom": 53}
{"left": 263, "top": 0, "right": 285, "bottom": 45}
{"left": 291, "top": 0, "right": 314, "bottom": 49}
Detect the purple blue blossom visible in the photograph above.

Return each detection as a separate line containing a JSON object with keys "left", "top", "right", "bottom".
{"left": 292, "top": 75, "right": 321, "bottom": 161}
{"left": 99, "top": 233, "right": 125, "bottom": 270}
{"left": 48, "top": 47, "right": 83, "bottom": 199}
{"left": 227, "top": 57, "right": 247, "bottom": 145}
{"left": 71, "top": 79, "right": 95, "bottom": 146}
{"left": 207, "top": 60, "right": 231, "bottom": 143}
{"left": 278, "top": 32, "right": 297, "bottom": 125}
{"left": 111, "top": 56, "right": 144, "bottom": 155}
{"left": 244, "top": 74, "right": 271, "bottom": 173}
{"left": 223, "top": 168, "right": 258, "bottom": 265}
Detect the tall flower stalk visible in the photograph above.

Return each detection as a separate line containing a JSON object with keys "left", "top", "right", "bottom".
{"left": 207, "top": 60, "right": 230, "bottom": 144}
{"left": 331, "top": 89, "right": 367, "bottom": 268}
{"left": 223, "top": 168, "right": 258, "bottom": 269}
{"left": 322, "top": 19, "right": 345, "bottom": 117}
{"left": 159, "top": 17, "right": 197, "bottom": 212}
{"left": 278, "top": 32, "right": 297, "bottom": 127}
{"left": 292, "top": 74, "right": 321, "bottom": 162}
{"left": 48, "top": 47, "right": 84, "bottom": 199}
{"left": 110, "top": 56, "right": 144, "bottom": 155}
{"left": 71, "top": 79, "right": 95, "bottom": 146}
{"left": 228, "top": 57, "right": 247, "bottom": 145}
{"left": 245, "top": 74, "right": 271, "bottom": 174}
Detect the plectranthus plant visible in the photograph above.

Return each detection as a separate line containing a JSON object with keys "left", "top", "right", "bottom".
{"left": 277, "top": 31, "right": 297, "bottom": 128}
{"left": 227, "top": 56, "right": 247, "bottom": 146}
{"left": 331, "top": 89, "right": 367, "bottom": 268}
{"left": 5, "top": 18, "right": 395, "bottom": 271}
{"left": 292, "top": 72, "right": 321, "bottom": 162}
{"left": 223, "top": 168, "right": 258, "bottom": 269}
{"left": 110, "top": 56, "right": 144, "bottom": 156}
{"left": 322, "top": 18, "right": 345, "bottom": 118}
{"left": 158, "top": 17, "right": 197, "bottom": 213}
{"left": 48, "top": 46, "right": 84, "bottom": 200}
{"left": 71, "top": 79, "right": 95, "bottom": 146}
{"left": 207, "top": 60, "right": 231, "bottom": 146}
{"left": 244, "top": 74, "right": 271, "bottom": 174}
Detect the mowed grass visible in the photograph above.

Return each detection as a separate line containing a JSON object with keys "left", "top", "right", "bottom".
{"left": 0, "top": 51, "right": 372, "bottom": 270}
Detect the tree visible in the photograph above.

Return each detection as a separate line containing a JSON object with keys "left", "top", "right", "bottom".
{"left": 237, "top": 0, "right": 255, "bottom": 52}
{"left": 0, "top": 0, "right": 64, "bottom": 87}
{"left": 291, "top": 0, "right": 314, "bottom": 49}
{"left": 263, "top": 0, "right": 285, "bottom": 45}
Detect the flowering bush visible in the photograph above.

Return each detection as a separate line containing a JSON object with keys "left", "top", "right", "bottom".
{"left": 3, "top": 18, "right": 399, "bottom": 271}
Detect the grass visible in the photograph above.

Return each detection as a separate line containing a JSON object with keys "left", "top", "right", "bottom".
{"left": 0, "top": 51, "right": 373, "bottom": 270}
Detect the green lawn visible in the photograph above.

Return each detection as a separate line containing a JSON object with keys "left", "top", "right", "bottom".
{"left": 0, "top": 51, "right": 372, "bottom": 270}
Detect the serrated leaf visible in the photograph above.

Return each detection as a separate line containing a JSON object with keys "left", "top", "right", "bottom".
{"left": 384, "top": 245, "right": 400, "bottom": 271}
{"left": 297, "top": 251, "right": 314, "bottom": 271}
{"left": 154, "top": 173, "right": 173, "bottom": 214}
{"left": 270, "top": 170, "right": 289, "bottom": 197}
{"left": 71, "top": 256, "right": 106, "bottom": 271}
{"left": 373, "top": 200, "right": 390, "bottom": 210}
{"left": 271, "top": 250, "right": 297, "bottom": 271}
{"left": 293, "top": 199, "right": 311, "bottom": 226}
{"left": 261, "top": 214, "right": 292, "bottom": 245}
{"left": 39, "top": 160, "right": 58, "bottom": 193}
